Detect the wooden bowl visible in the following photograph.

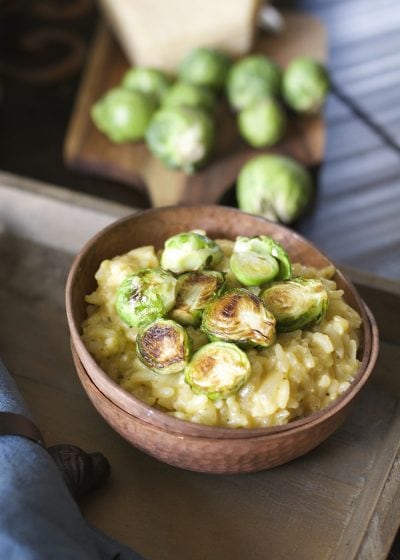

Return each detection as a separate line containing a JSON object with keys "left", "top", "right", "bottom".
{"left": 66, "top": 206, "right": 379, "bottom": 474}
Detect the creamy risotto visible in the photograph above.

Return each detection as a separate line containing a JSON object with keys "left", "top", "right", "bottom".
{"left": 82, "top": 239, "right": 361, "bottom": 428}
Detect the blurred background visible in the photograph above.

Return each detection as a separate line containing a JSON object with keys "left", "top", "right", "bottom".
{"left": 1, "top": 0, "right": 399, "bottom": 282}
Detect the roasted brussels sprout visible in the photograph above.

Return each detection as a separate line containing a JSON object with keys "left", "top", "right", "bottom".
{"left": 238, "top": 97, "right": 286, "bottom": 148}
{"left": 170, "top": 270, "right": 225, "bottom": 326}
{"left": 179, "top": 47, "right": 231, "bottom": 91}
{"left": 91, "top": 87, "right": 156, "bottom": 143}
{"left": 162, "top": 81, "right": 216, "bottom": 112}
{"left": 115, "top": 268, "right": 176, "bottom": 329}
{"left": 282, "top": 57, "right": 330, "bottom": 114}
{"left": 236, "top": 154, "right": 313, "bottom": 224}
{"left": 201, "top": 288, "right": 276, "bottom": 348}
{"left": 261, "top": 277, "right": 328, "bottom": 332}
{"left": 136, "top": 319, "right": 191, "bottom": 374}
{"left": 184, "top": 341, "right": 251, "bottom": 399}
{"left": 230, "top": 235, "right": 291, "bottom": 286}
{"left": 226, "top": 55, "right": 281, "bottom": 111}
{"left": 145, "top": 106, "right": 215, "bottom": 172}
{"left": 121, "top": 67, "right": 172, "bottom": 104}
{"left": 161, "top": 232, "right": 223, "bottom": 274}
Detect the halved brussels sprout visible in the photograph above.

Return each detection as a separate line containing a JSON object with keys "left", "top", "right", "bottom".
{"left": 115, "top": 268, "right": 176, "bottom": 329}
{"left": 136, "top": 319, "right": 191, "bottom": 374}
{"left": 230, "top": 235, "right": 292, "bottom": 286}
{"left": 201, "top": 288, "right": 276, "bottom": 348}
{"left": 261, "top": 277, "right": 328, "bottom": 332}
{"left": 170, "top": 270, "right": 225, "bottom": 326}
{"left": 161, "top": 232, "right": 223, "bottom": 274}
{"left": 184, "top": 341, "right": 251, "bottom": 399}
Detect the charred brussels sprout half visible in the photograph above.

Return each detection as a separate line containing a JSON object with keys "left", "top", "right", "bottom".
{"left": 283, "top": 57, "right": 330, "bottom": 114}
{"left": 184, "top": 341, "right": 251, "bottom": 399}
{"left": 121, "top": 67, "right": 172, "bottom": 104}
{"left": 115, "top": 268, "right": 176, "bottom": 329}
{"left": 261, "top": 277, "right": 328, "bottom": 332}
{"left": 161, "top": 232, "right": 223, "bottom": 274}
{"left": 136, "top": 319, "right": 191, "bottom": 374}
{"left": 238, "top": 97, "right": 286, "bottom": 148}
{"left": 179, "top": 47, "right": 231, "bottom": 91}
{"left": 201, "top": 288, "right": 276, "bottom": 348}
{"left": 145, "top": 106, "right": 215, "bottom": 172}
{"left": 230, "top": 235, "right": 292, "bottom": 286}
{"left": 91, "top": 87, "right": 156, "bottom": 143}
{"left": 226, "top": 55, "right": 281, "bottom": 111}
{"left": 162, "top": 81, "right": 216, "bottom": 112}
{"left": 171, "top": 271, "right": 225, "bottom": 326}
{"left": 236, "top": 154, "right": 313, "bottom": 224}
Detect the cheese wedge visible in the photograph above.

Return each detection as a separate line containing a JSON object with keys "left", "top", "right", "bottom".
{"left": 99, "top": 0, "right": 262, "bottom": 71}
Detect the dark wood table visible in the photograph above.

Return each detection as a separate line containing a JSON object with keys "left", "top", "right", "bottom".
{"left": 1, "top": 0, "right": 400, "bottom": 556}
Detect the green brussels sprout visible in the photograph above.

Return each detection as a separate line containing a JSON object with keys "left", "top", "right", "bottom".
{"left": 136, "top": 318, "right": 191, "bottom": 374}
{"left": 145, "top": 106, "right": 215, "bottom": 172}
{"left": 184, "top": 341, "right": 251, "bottom": 400}
{"left": 121, "top": 67, "right": 172, "bottom": 104}
{"left": 91, "top": 87, "right": 156, "bottom": 143}
{"left": 236, "top": 154, "right": 313, "bottom": 224}
{"left": 230, "top": 235, "right": 292, "bottom": 286}
{"left": 161, "top": 232, "right": 223, "bottom": 274}
{"left": 282, "top": 57, "right": 330, "bottom": 114}
{"left": 170, "top": 270, "right": 225, "bottom": 326}
{"left": 115, "top": 268, "right": 176, "bottom": 329}
{"left": 162, "top": 81, "right": 216, "bottom": 112}
{"left": 179, "top": 47, "right": 231, "bottom": 90}
{"left": 201, "top": 288, "right": 276, "bottom": 348}
{"left": 238, "top": 97, "right": 286, "bottom": 148}
{"left": 226, "top": 55, "right": 281, "bottom": 111}
{"left": 261, "top": 277, "right": 328, "bottom": 332}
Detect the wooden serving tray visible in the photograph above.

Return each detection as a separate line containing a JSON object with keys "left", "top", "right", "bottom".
{"left": 64, "top": 11, "right": 326, "bottom": 207}
{"left": 1, "top": 172, "right": 400, "bottom": 560}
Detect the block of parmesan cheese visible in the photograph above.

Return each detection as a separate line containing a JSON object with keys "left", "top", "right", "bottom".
{"left": 99, "top": 0, "right": 262, "bottom": 71}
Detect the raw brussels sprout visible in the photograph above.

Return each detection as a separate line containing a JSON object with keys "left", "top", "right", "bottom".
{"left": 236, "top": 154, "right": 313, "bottom": 224}
{"left": 145, "top": 106, "right": 215, "bottom": 172}
{"left": 201, "top": 288, "right": 276, "bottom": 348}
{"left": 184, "top": 341, "right": 251, "bottom": 400}
{"left": 261, "top": 277, "right": 328, "bottom": 332}
{"left": 161, "top": 232, "right": 223, "bottom": 274}
{"left": 226, "top": 55, "right": 281, "bottom": 111}
{"left": 230, "top": 235, "right": 292, "bottom": 286}
{"left": 115, "top": 268, "right": 176, "bottom": 329}
{"left": 136, "top": 318, "right": 191, "bottom": 374}
{"left": 121, "top": 67, "right": 172, "bottom": 104}
{"left": 170, "top": 270, "right": 225, "bottom": 326}
{"left": 283, "top": 57, "right": 330, "bottom": 114}
{"left": 238, "top": 97, "right": 286, "bottom": 148}
{"left": 162, "top": 81, "right": 216, "bottom": 112}
{"left": 179, "top": 47, "right": 231, "bottom": 90}
{"left": 91, "top": 87, "right": 156, "bottom": 143}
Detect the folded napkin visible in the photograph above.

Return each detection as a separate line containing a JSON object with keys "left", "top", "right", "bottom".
{"left": 0, "top": 358, "right": 144, "bottom": 560}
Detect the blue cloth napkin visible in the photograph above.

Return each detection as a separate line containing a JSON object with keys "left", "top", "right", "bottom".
{"left": 0, "top": 358, "right": 145, "bottom": 560}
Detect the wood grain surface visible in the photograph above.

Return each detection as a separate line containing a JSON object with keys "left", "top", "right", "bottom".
{"left": 1, "top": 175, "right": 400, "bottom": 559}
{"left": 64, "top": 11, "right": 326, "bottom": 207}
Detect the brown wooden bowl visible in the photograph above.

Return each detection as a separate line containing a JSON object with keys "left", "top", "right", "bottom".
{"left": 66, "top": 206, "right": 379, "bottom": 473}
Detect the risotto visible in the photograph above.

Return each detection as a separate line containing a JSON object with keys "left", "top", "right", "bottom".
{"left": 81, "top": 239, "right": 362, "bottom": 428}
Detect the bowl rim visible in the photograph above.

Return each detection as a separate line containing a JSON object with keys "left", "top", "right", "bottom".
{"left": 66, "top": 205, "right": 379, "bottom": 440}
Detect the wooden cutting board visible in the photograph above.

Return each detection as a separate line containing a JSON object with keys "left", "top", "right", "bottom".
{"left": 64, "top": 11, "right": 326, "bottom": 207}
